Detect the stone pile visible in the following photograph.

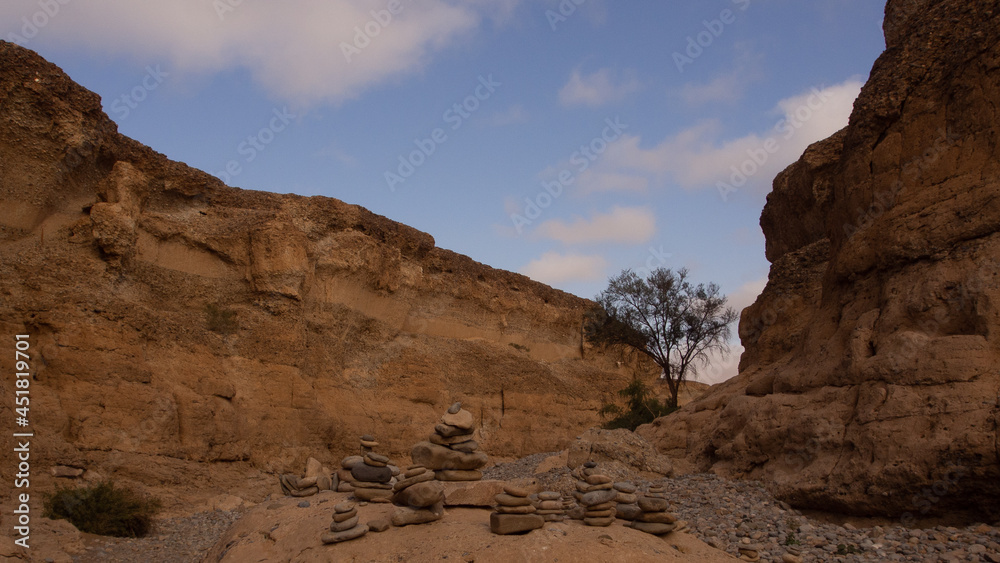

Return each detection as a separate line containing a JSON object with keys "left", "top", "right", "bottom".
{"left": 351, "top": 445, "right": 396, "bottom": 502}
{"left": 490, "top": 484, "right": 544, "bottom": 535}
{"left": 534, "top": 491, "right": 566, "bottom": 522}
{"left": 614, "top": 482, "right": 640, "bottom": 521}
{"left": 279, "top": 457, "right": 335, "bottom": 497}
{"left": 321, "top": 501, "right": 368, "bottom": 544}
{"left": 628, "top": 495, "right": 678, "bottom": 537}
{"left": 390, "top": 465, "right": 445, "bottom": 527}
{"left": 574, "top": 463, "right": 617, "bottom": 527}
{"left": 737, "top": 540, "right": 763, "bottom": 562}
{"left": 411, "top": 402, "right": 488, "bottom": 481}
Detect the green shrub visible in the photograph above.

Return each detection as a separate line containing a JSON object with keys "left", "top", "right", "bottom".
{"left": 205, "top": 303, "right": 238, "bottom": 334}
{"left": 600, "top": 377, "right": 677, "bottom": 431}
{"left": 43, "top": 481, "right": 161, "bottom": 537}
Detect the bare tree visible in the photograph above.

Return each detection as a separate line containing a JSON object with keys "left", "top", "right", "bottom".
{"left": 585, "top": 268, "right": 738, "bottom": 408}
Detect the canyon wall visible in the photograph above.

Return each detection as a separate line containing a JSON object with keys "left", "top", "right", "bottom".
{"left": 638, "top": 0, "right": 1000, "bottom": 518}
{"left": 0, "top": 41, "right": 632, "bottom": 506}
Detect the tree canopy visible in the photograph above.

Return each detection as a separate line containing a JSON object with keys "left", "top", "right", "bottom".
{"left": 585, "top": 267, "right": 738, "bottom": 408}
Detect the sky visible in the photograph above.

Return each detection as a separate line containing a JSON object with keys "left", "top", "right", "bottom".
{"left": 2, "top": 0, "right": 888, "bottom": 383}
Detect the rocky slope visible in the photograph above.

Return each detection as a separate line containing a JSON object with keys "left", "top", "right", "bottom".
{"left": 639, "top": 0, "right": 1000, "bottom": 518}
{"left": 0, "top": 40, "right": 634, "bottom": 512}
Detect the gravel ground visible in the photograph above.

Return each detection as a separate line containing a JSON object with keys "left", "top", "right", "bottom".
{"left": 71, "top": 456, "right": 1000, "bottom": 563}
{"left": 72, "top": 509, "right": 246, "bottom": 563}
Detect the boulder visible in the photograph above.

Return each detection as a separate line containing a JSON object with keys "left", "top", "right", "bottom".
{"left": 411, "top": 442, "right": 488, "bottom": 471}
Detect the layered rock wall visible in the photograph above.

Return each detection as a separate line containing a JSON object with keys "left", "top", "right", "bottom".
{"left": 0, "top": 41, "right": 630, "bottom": 506}
{"left": 639, "top": 0, "right": 1000, "bottom": 518}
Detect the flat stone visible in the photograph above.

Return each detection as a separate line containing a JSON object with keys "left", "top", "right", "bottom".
{"left": 577, "top": 481, "right": 613, "bottom": 493}
{"left": 583, "top": 461, "right": 597, "bottom": 468}
{"left": 351, "top": 464, "right": 393, "bottom": 484}
{"left": 447, "top": 402, "right": 462, "bottom": 414}
{"left": 359, "top": 440, "right": 379, "bottom": 449}
{"left": 435, "top": 423, "right": 469, "bottom": 438}
{"left": 391, "top": 503, "right": 444, "bottom": 527}
{"left": 329, "top": 515, "right": 359, "bottom": 532}
{"left": 429, "top": 432, "right": 475, "bottom": 446}
{"left": 490, "top": 513, "right": 544, "bottom": 535}
{"left": 638, "top": 497, "right": 669, "bottom": 512}
{"left": 434, "top": 469, "right": 483, "bottom": 481}
{"left": 614, "top": 482, "right": 637, "bottom": 493}
{"left": 616, "top": 504, "right": 641, "bottom": 520}
{"left": 584, "top": 516, "right": 615, "bottom": 527}
{"left": 393, "top": 470, "right": 436, "bottom": 491}
{"left": 637, "top": 511, "right": 677, "bottom": 524}
{"left": 503, "top": 484, "right": 532, "bottom": 497}
{"left": 321, "top": 524, "right": 368, "bottom": 544}
{"left": 304, "top": 457, "right": 324, "bottom": 479}
{"left": 393, "top": 481, "right": 444, "bottom": 508}
{"left": 341, "top": 456, "right": 364, "bottom": 469}
{"left": 584, "top": 508, "right": 616, "bottom": 518}
{"left": 352, "top": 481, "right": 393, "bottom": 490}
{"left": 585, "top": 474, "right": 612, "bottom": 485}
{"left": 364, "top": 458, "right": 388, "bottom": 468}
{"left": 367, "top": 518, "right": 391, "bottom": 532}
{"left": 361, "top": 434, "right": 376, "bottom": 441}
{"left": 495, "top": 493, "right": 533, "bottom": 507}
{"left": 538, "top": 500, "right": 562, "bottom": 510}
{"left": 538, "top": 491, "right": 562, "bottom": 501}
{"left": 450, "top": 440, "right": 480, "bottom": 453}
{"left": 366, "top": 452, "right": 389, "bottom": 465}
{"left": 496, "top": 505, "right": 537, "bottom": 514}
{"left": 404, "top": 467, "right": 427, "bottom": 478}
{"left": 631, "top": 521, "right": 675, "bottom": 535}
{"left": 567, "top": 506, "right": 586, "bottom": 520}
{"left": 616, "top": 493, "right": 637, "bottom": 504}
{"left": 336, "top": 481, "right": 355, "bottom": 493}
{"left": 333, "top": 508, "right": 358, "bottom": 522}
{"left": 580, "top": 489, "right": 618, "bottom": 507}
{"left": 441, "top": 408, "right": 474, "bottom": 430}
{"left": 354, "top": 488, "right": 394, "bottom": 502}
{"left": 411, "top": 442, "right": 488, "bottom": 471}
{"left": 535, "top": 509, "right": 564, "bottom": 515}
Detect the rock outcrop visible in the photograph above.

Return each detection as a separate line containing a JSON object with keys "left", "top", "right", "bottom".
{"left": 638, "top": 0, "right": 1000, "bottom": 518}
{"left": 0, "top": 40, "right": 631, "bottom": 510}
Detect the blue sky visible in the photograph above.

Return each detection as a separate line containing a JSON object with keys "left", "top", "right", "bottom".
{"left": 3, "top": 0, "right": 887, "bottom": 382}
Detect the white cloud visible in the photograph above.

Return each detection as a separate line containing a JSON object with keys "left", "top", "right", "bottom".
{"left": 486, "top": 104, "right": 528, "bottom": 126}
{"left": 679, "top": 45, "right": 763, "bottom": 106}
{"left": 558, "top": 68, "right": 640, "bottom": 107}
{"left": 579, "top": 78, "right": 863, "bottom": 195}
{"left": 535, "top": 206, "right": 655, "bottom": 244}
{"left": 1, "top": 0, "right": 499, "bottom": 106}
{"left": 520, "top": 252, "right": 608, "bottom": 285}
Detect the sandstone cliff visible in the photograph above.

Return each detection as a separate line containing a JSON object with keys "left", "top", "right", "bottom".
{"left": 0, "top": 41, "right": 632, "bottom": 509}
{"left": 638, "top": 0, "right": 1000, "bottom": 519}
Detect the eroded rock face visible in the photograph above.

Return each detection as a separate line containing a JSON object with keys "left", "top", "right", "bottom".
{"left": 638, "top": 0, "right": 1000, "bottom": 518}
{"left": 0, "top": 41, "right": 631, "bottom": 506}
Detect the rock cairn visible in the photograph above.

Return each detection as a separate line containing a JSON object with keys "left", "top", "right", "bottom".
{"left": 628, "top": 495, "right": 678, "bottom": 537}
{"left": 614, "top": 482, "right": 641, "bottom": 521}
{"left": 279, "top": 457, "right": 335, "bottom": 497}
{"left": 534, "top": 491, "right": 566, "bottom": 522}
{"left": 390, "top": 465, "right": 445, "bottom": 527}
{"left": 321, "top": 501, "right": 369, "bottom": 544}
{"left": 411, "top": 402, "right": 488, "bottom": 481}
{"left": 351, "top": 445, "right": 396, "bottom": 502}
{"left": 575, "top": 463, "right": 617, "bottom": 527}
{"left": 491, "top": 484, "right": 544, "bottom": 535}
{"left": 737, "top": 540, "right": 763, "bottom": 562}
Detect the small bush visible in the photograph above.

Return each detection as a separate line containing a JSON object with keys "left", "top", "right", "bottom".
{"left": 205, "top": 303, "right": 238, "bottom": 335}
{"left": 43, "top": 481, "right": 161, "bottom": 537}
{"left": 600, "top": 377, "right": 677, "bottom": 431}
